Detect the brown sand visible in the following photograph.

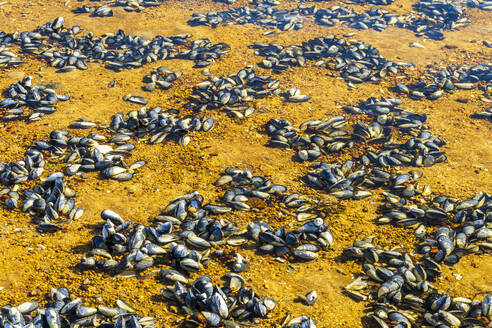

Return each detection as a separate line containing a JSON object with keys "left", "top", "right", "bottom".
{"left": 0, "top": 0, "right": 491, "bottom": 327}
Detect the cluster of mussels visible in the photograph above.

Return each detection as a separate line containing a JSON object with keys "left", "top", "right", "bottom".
{"left": 0, "top": 135, "right": 87, "bottom": 231}
{"left": 342, "top": 238, "right": 491, "bottom": 327}
{"left": 188, "top": 2, "right": 313, "bottom": 31}
{"left": 80, "top": 168, "right": 334, "bottom": 274}
{"left": 189, "top": 2, "right": 401, "bottom": 34}
{"left": 266, "top": 115, "right": 373, "bottom": 162}
{"left": 0, "top": 171, "right": 83, "bottom": 232}
{"left": 79, "top": 195, "right": 236, "bottom": 274}
{"left": 142, "top": 67, "right": 182, "bottom": 92}
{"left": 267, "top": 96, "right": 446, "bottom": 164}
{"left": 306, "top": 162, "right": 428, "bottom": 201}
{"left": 113, "top": 0, "right": 166, "bottom": 12}
{"left": 394, "top": 62, "right": 492, "bottom": 101}
{"left": 345, "top": 97, "right": 447, "bottom": 166}
{"left": 172, "top": 38, "right": 231, "bottom": 69}
{"left": 400, "top": 0, "right": 470, "bottom": 40}
{"left": 251, "top": 35, "right": 406, "bottom": 86}
{"left": 313, "top": 5, "right": 398, "bottom": 32}
{"left": 0, "top": 45, "right": 22, "bottom": 66}
{"left": 216, "top": 168, "right": 335, "bottom": 259}
{"left": 245, "top": 218, "right": 334, "bottom": 261}
{"left": 161, "top": 274, "right": 277, "bottom": 327}
{"left": 0, "top": 287, "right": 154, "bottom": 328}
{"left": 106, "top": 107, "right": 215, "bottom": 146}
{"left": 73, "top": 4, "right": 114, "bottom": 17}
{"left": 377, "top": 186, "right": 492, "bottom": 265}
{"left": 0, "top": 17, "right": 230, "bottom": 72}
{"left": 0, "top": 76, "right": 69, "bottom": 123}
{"left": 74, "top": 0, "right": 166, "bottom": 15}
{"left": 185, "top": 66, "right": 280, "bottom": 118}
{"left": 0, "top": 107, "right": 214, "bottom": 231}
{"left": 22, "top": 173, "right": 84, "bottom": 232}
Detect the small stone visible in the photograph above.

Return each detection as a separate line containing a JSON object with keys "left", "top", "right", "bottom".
{"left": 453, "top": 273, "right": 463, "bottom": 281}
{"left": 409, "top": 42, "right": 425, "bottom": 48}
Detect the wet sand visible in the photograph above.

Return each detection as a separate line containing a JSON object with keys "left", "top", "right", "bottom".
{"left": 0, "top": 0, "right": 491, "bottom": 327}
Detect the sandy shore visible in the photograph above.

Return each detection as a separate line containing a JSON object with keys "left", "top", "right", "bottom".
{"left": 0, "top": 0, "right": 491, "bottom": 326}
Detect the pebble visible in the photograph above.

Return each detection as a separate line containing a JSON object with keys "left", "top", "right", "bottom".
{"left": 409, "top": 41, "right": 425, "bottom": 48}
